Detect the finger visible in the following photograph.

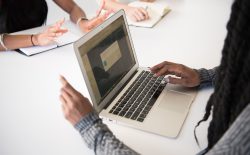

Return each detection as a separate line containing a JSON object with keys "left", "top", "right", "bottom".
{"left": 60, "top": 76, "right": 79, "bottom": 98}
{"left": 60, "top": 94, "right": 67, "bottom": 104}
{"left": 96, "top": 0, "right": 105, "bottom": 17}
{"left": 150, "top": 62, "right": 166, "bottom": 73}
{"left": 135, "top": 9, "right": 145, "bottom": 21}
{"left": 168, "top": 76, "right": 185, "bottom": 85}
{"left": 60, "top": 75, "right": 69, "bottom": 86}
{"left": 61, "top": 89, "right": 73, "bottom": 105}
{"left": 55, "top": 18, "right": 65, "bottom": 28}
{"left": 150, "top": 61, "right": 175, "bottom": 72}
{"left": 54, "top": 30, "right": 67, "bottom": 37}
{"left": 56, "top": 28, "right": 68, "bottom": 34}
{"left": 133, "top": 12, "right": 141, "bottom": 22}
{"left": 61, "top": 102, "right": 66, "bottom": 113}
{"left": 49, "top": 22, "right": 66, "bottom": 33}
{"left": 139, "top": 8, "right": 149, "bottom": 19}
{"left": 155, "top": 65, "right": 171, "bottom": 76}
{"left": 48, "top": 26, "right": 59, "bottom": 33}
{"left": 102, "top": 9, "right": 113, "bottom": 19}
{"left": 60, "top": 95, "right": 67, "bottom": 112}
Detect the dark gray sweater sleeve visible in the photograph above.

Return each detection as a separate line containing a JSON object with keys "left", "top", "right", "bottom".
{"left": 197, "top": 67, "right": 218, "bottom": 88}
{"left": 206, "top": 104, "right": 250, "bottom": 155}
{"left": 74, "top": 111, "right": 139, "bottom": 155}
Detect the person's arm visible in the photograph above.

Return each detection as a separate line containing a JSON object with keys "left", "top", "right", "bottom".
{"left": 53, "top": 0, "right": 110, "bottom": 32}
{"left": 0, "top": 20, "right": 67, "bottom": 52}
{"left": 75, "top": 112, "right": 139, "bottom": 155}
{"left": 206, "top": 104, "right": 250, "bottom": 155}
{"left": 196, "top": 67, "right": 218, "bottom": 88}
{"left": 59, "top": 76, "right": 139, "bottom": 155}
{"left": 104, "top": 0, "right": 149, "bottom": 22}
{"left": 53, "top": 0, "right": 86, "bottom": 24}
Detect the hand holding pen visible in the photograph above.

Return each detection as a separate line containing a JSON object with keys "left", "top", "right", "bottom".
{"left": 125, "top": 5, "right": 149, "bottom": 22}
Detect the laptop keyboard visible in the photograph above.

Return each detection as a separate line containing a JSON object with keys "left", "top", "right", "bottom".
{"left": 109, "top": 70, "right": 167, "bottom": 122}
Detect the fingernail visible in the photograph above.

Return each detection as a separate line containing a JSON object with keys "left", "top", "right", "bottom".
{"left": 164, "top": 77, "right": 170, "bottom": 83}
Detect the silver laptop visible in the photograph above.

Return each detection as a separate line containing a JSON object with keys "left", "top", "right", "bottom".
{"left": 74, "top": 10, "right": 197, "bottom": 138}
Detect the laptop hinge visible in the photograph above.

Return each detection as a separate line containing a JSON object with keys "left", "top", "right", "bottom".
{"left": 103, "top": 69, "right": 138, "bottom": 109}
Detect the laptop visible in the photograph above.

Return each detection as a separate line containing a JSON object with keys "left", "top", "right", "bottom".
{"left": 74, "top": 10, "right": 197, "bottom": 138}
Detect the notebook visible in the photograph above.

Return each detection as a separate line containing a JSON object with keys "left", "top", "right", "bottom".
{"left": 127, "top": 0, "right": 171, "bottom": 28}
{"left": 74, "top": 10, "right": 197, "bottom": 138}
{"left": 19, "top": 31, "right": 79, "bottom": 56}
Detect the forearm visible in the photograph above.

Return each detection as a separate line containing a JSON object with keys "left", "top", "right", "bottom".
{"left": 75, "top": 111, "right": 139, "bottom": 155}
{"left": 0, "top": 34, "right": 34, "bottom": 51}
{"left": 53, "top": 0, "right": 87, "bottom": 23}
{"left": 197, "top": 67, "right": 218, "bottom": 88}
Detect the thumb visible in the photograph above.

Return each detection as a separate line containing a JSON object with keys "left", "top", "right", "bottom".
{"left": 168, "top": 76, "right": 184, "bottom": 85}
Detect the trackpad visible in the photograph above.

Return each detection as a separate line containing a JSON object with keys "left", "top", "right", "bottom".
{"left": 158, "top": 90, "right": 193, "bottom": 114}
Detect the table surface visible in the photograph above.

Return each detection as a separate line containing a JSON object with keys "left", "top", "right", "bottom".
{"left": 0, "top": 0, "right": 233, "bottom": 154}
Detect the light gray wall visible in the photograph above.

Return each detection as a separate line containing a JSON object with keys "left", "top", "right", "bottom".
{"left": 46, "top": 0, "right": 99, "bottom": 25}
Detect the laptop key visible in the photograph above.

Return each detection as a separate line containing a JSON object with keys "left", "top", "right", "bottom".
{"left": 113, "top": 111, "right": 119, "bottom": 115}
{"left": 131, "top": 115, "right": 137, "bottom": 120}
{"left": 132, "top": 112, "right": 140, "bottom": 118}
{"left": 125, "top": 112, "right": 132, "bottom": 118}
{"left": 112, "top": 71, "right": 165, "bottom": 121}
{"left": 119, "top": 111, "right": 126, "bottom": 116}
{"left": 141, "top": 110, "right": 149, "bottom": 115}
{"left": 139, "top": 113, "right": 147, "bottom": 118}
{"left": 137, "top": 118, "right": 144, "bottom": 122}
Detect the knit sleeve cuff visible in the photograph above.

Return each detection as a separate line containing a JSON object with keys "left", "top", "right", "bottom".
{"left": 197, "top": 67, "right": 217, "bottom": 88}
{"left": 74, "top": 111, "right": 99, "bottom": 133}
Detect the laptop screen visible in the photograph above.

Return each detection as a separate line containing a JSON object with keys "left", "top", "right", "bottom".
{"left": 78, "top": 16, "right": 136, "bottom": 105}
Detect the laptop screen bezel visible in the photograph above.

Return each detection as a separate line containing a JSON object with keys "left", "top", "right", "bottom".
{"left": 74, "top": 10, "right": 139, "bottom": 113}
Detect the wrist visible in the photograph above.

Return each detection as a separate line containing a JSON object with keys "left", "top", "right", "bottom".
{"left": 74, "top": 111, "right": 99, "bottom": 132}
{"left": 76, "top": 17, "right": 88, "bottom": 27}
{"left": 193, "top": 69, "right": 201, "bottom": 86}
{"left": 32, "top": 34, "right": 39, "bottom": 46}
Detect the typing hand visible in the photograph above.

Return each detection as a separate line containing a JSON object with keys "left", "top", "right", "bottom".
{"left": 34, "top": 19, "right": 68, "bottom": 46}
{"left": 150, "top": 61, "right": 200, "bottom": 87}
{"left": 78, "top": 0, "right": 112, "bottom": 32}
{"left": 59, "top": 76, "right": 93, "bottom": 125}
{"left": 125, "top": 6, "right": 149, "bottom": 22}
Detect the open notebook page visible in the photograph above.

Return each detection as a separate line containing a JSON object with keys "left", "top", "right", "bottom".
{"left": 19, "top": 31, "right": 79, "bottom": 56}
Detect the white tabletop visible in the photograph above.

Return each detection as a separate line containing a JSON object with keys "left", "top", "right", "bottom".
{"left": 0, "top": 0, "right": 233, "bottom": 154}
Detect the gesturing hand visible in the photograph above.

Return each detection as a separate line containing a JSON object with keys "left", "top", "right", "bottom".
{"left": 150, "top": 61, "right": 201, "bottom": 87}
{"left": 78, "top": 0, "right": 112, "bottom": 32}
{"left": 34, "top": 19, "right": 68, "bottom": 46}
{"left": 59, "top": 76, "right": 93, "bottom": 125}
